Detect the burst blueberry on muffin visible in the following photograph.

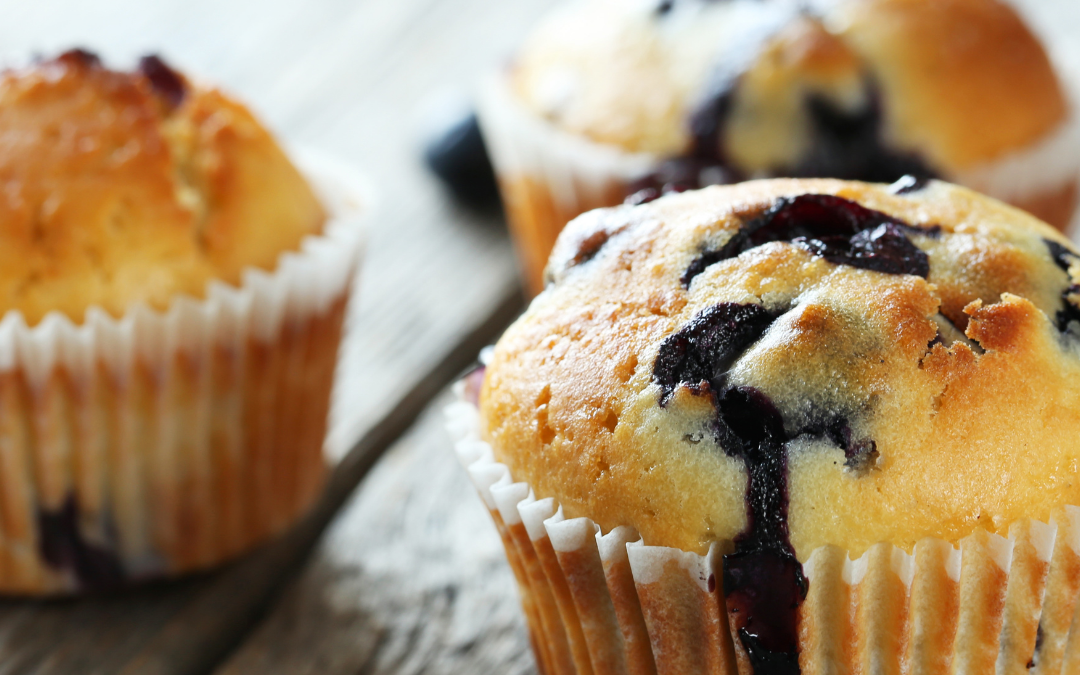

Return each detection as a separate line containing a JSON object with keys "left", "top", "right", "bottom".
{"left": 452, "top": 177, "right": 1080, "bottom": 673}
{"left": 0, "top": 50, "right": 365, "bottom": 593}
{"left": 479, "top": 0, "right": 1079, "bottom": 295}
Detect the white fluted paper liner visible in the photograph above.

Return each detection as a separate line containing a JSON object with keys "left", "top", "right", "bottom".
{"left": 0, "top": 151, "right": 368, "bottom": 595}
{"left": 476, "top": 72, "right": 658, "bottom": 202}
{"left": 476, "top": 72, "right": 659, "bottom": 295}
{"left": 958, "top": 64, "right": 1080, "bottom": 228}
{"left": 955, "top": 116, "right": 1080, "bottom": 206}
{"left": 448, "top": 391, "right": 1080, "bottom": 674}
{"left": 478, "top": 68, "right": 1080, "bottom": 292}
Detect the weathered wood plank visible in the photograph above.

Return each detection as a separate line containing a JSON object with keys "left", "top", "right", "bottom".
{"left": 116, "top": 287, "right": 525, "bottom": 675}
{"left": 217, "top": 390, "right": 536, "bottom": 675}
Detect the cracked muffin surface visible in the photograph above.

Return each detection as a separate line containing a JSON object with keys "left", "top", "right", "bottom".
{"left": 0, "top": 50, "right": 324, "bottom": 325}
{"left": 479, "top": 177, "right": 1080, "bottom": 560}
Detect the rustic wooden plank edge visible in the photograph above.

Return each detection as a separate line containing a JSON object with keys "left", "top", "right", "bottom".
{"left": 117, "top": 282, "right": 525, "bottom": 675}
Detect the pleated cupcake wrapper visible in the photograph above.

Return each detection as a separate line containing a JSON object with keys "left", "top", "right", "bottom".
{"left": 954, "top": 115, "right": 1080, "bottom": 207}
{"left": 0, "top": 151, "right": 368, "bottom": 595}
{"left": 477, "top": 69, "right": 1080, "bottom": 292}
{"left": 447, "top": 390, "right": 1080, "bottom": 674}
{"left": 476, "top": 72, "right": 658, "bottom": 295}
{"left": 953, "top": 67, "right": 1080, "bottom": 237}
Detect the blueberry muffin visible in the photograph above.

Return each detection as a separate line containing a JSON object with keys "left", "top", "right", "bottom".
{"left": 0, "top": 50, "right": 366, "bottom": 594}
{"left": 479, "top": 0, "right": 1079, "bottom": 295}
{"left": 453, "top": 177, "right": 1080, "bottom": 674}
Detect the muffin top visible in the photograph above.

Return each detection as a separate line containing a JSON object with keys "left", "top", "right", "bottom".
{"left": 480, "top": 177, "right": 1080, "bottom": 562}
{"left": 509, "top": 0, "right": 1070, "bottom": 180}
{"left": 0, "top": 50, "right": 324, "bottom": 325}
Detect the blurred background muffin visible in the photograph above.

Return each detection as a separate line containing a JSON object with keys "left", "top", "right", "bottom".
{"left": 0, "top": 50, "right": 326, "bottom": 322}
{"left": 457, "top": 176, "right": 1080, "bottom": 674}
{"left": 478, "top": 0, "right": 1079, "bottom": 295}
{"left": 0, "top": 50, "right": 365, "bottom": 594}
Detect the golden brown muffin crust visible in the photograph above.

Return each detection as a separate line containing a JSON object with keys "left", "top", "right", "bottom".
{"left": 835, "top": 0, "right": 1070, "bottom": 169}
{"left": 0, "top": 51, "right": 324, "bottom": 325}
{"left": 481, "top": 179, "right": 1080, "bottom": 560}
{"left": 509, "top": 0, "right": 1071, "bottom": 175}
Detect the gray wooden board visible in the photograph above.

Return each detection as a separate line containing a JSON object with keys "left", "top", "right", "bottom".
{"left": 218, "top": 391, "right": 535, "bottom": 675}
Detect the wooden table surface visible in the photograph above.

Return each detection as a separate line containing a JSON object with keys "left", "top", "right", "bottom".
{"left": 0, "top": 0, "right": 1077, "bottom": 673}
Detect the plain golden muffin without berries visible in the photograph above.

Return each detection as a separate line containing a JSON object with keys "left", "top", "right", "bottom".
{"left": 0, "top": 49, "right": 364, "bottom": 595}
{"left": 0, "top": 49, "right": 324, "bottom": 325}
{"left": 480, "top": 177, "right": 1080, "bottom": 561}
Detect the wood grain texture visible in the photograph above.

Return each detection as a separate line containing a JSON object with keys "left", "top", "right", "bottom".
{"left": 218, "top": 392, "right": 536, "bottom": 675}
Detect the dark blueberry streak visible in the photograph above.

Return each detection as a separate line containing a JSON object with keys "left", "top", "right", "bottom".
{"left": 682, "top": 195, "right": 932, "bottom": 287}
{"left": 653, "top": 303, "right": 779, "bottom": 405}
{"left": 38, "top": 495, "right": 126, "bottom": 591}
{"left": 724, "top": 545, "right": 805, "bottom": 675}
{"left": 655, "top": 301, "right": 882, "bottom": 673}
{"left": 791, "top": 90, "right": 936, "bottom": 183}
{"left": 138, "top": 55, "right": 187, "bottom": 109}
{"left": 715, "top": 386, "right": 791, "bottom": 549}
{"left": 654, "top": 305, "right": 803, "bottom": 672}
{"left": 625, "top": 15, "right": 939, "bottom": 203}
{"left": 794, "top": 222, "right": 928, "bottom": 277}
{"left": 1046, "top": 240, "right": 1080, "bottom": 333}
{"left": 714, "top": 386, "right": 805, "bottom": 675}
{"left": 689, "top": 86, "right": 740, "bottom": 166}
{"left": 800, "top": 415, "right": 878, "bottom": 475}
{"left": 628, "top": 8, "right": 781, "bottom": 201}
